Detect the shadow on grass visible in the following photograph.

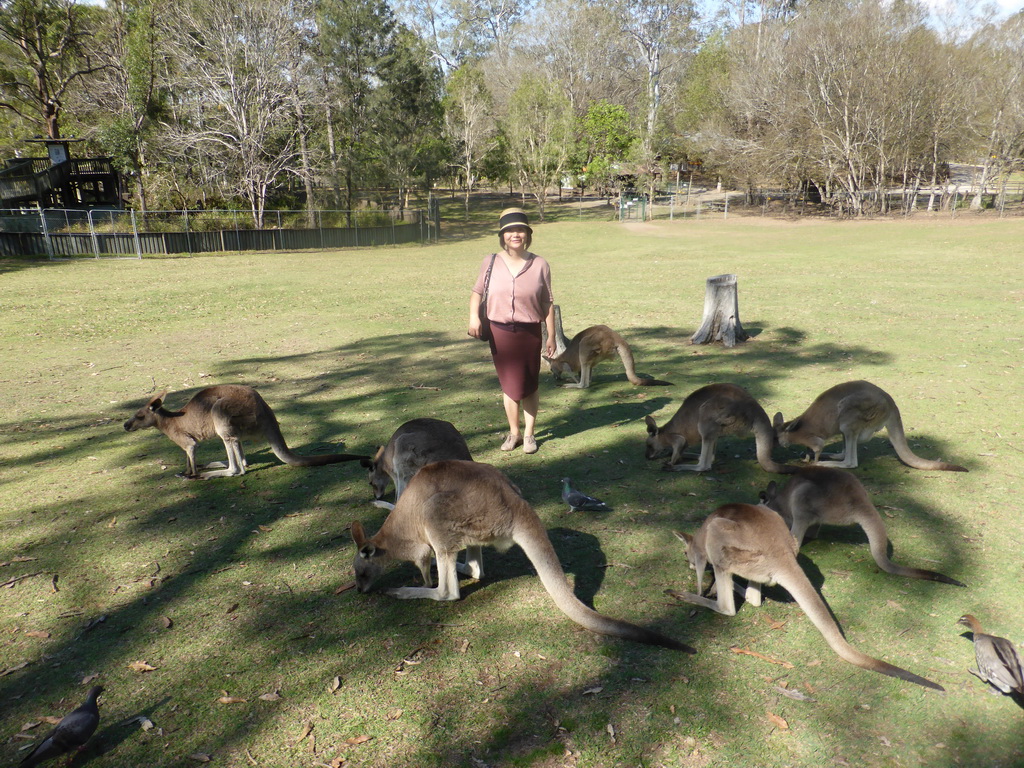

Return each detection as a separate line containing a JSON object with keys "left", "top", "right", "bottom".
{"left": 0, "top": 321, "right": 992, "bottom": 767}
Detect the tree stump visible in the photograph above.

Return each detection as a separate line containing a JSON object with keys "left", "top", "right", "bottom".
{"left": 542, "top": 304, "right": 570, "bottom": 357}
{"left": 690, "top": 274, "right": 748, "bottom": 347}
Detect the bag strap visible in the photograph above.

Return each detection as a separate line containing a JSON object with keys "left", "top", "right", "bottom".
{"left": 481, "top": 253, "right": 497, "bottom": 301}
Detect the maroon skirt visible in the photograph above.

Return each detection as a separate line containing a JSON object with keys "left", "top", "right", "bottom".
{"left": 488, "top": 321, "right": 542, "bottom": 401}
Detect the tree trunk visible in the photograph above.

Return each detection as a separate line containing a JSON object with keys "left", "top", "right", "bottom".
{"left": 690, "top": 274, "right": 748, "bottom": 347}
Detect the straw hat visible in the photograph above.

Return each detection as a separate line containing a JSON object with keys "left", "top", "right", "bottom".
{"left": 498, "top": 208, "right": 532, "bottom": 235}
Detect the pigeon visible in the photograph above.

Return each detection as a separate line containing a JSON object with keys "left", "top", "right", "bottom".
{"left": 957, "top": 614, "right": 1024, "bottom": 694}
{"left": 20, "top": 686, "right": 103, "bottom": 767}
{"left": 561, "top": 477, "right": 609, "bottom": 512}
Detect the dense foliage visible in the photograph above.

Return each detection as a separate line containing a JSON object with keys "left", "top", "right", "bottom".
{"left": 0, "top": 0, "right": 1020, "bottom": 215}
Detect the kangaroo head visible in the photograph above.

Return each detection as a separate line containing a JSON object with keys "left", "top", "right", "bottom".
{"left": 772, "top": 411, "right": 801, "bottom": 448}
{"left": 542, "top": 351, "right": 574, "bottom": 378}
{"left": 644, "top": 415, "right": 667, "bottom": 459}
{"left": 672, "top": 529, "right": 704, "bottom": 572}
{"left": 123, "top": 390, "right": 168, "bottom": 432}
{"left": 759, "top": 481, "right": 780, "bottom": 510}
{"left": 351, "top": 520, "right": 387, "bottom": 592}
{"left": 361, "top": 447, "right": 389, "bottom": 499}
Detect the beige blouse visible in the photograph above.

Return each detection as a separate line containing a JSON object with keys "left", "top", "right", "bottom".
{"left": 472, "top": 253, "right": 553, "bottom": 324}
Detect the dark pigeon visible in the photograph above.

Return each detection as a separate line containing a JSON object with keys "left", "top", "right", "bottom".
{"left": 958, "top": 614, "right": 1024, "bottom": 695}
{"left": 20, "top": 686, "right": 103, "bottom": 767}
{"left": 561, "top": 477, "right": 609, "bottom": 512}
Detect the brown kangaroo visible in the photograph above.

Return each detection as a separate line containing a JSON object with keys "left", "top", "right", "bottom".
{"left": 361, "top": 418, "right": 472, "bottom": 502}
{"left": 645, "top": 383, "right": 794, "bottom": 473}
{"left": 760, "top": 466, "right": 965, "bottom": 586}
{"left": 773, "top": 380, "right": 967, "bottom": 471}
{"left": 351, "top": 460, "right": 693, "bottom": 652}
{"left": 543, "top": 324, "right": 671, "bottom": 388}
{"left": 669, "top": 502, "right": 943, "bottom": 690}
{"left": 123, "top": 385, "right": 368, "bottom": 478}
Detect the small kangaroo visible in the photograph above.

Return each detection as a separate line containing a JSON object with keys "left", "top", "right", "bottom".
{"left": 351, "top": 460, "right": 693, "bottom": 652}
{"left": 760, "top": 466, "right": 965, "bottom": 586}
{"left": 361, "top": 418, "right": 472, "bottom": 502}
{"left": 773, "top": 380, "right": 967, "bottom": 471}
{"left": 543, "top": 324, "right": 671, "bottom": 388}
{"left": 645, "top": 383, "right": 794, "bottom": 473}
{"left": 123, "top": 385, "right": 368, "bottom": 479}
{"left": 669, "top": 503, "right": 943, "bottom": 690}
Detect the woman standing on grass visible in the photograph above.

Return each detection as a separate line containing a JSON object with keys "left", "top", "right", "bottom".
{"left": 468, "top": 208, "right": 556, "bottom": 454}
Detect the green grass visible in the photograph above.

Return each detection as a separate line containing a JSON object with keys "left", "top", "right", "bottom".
{"left": 1, "top": 211, "right": 1022, "bottom": 768}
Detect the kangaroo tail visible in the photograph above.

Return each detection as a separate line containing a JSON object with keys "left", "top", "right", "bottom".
{"left": 885, "top": 411, "right": 967, "bottom": 472}
{"left": 263, "top": 416, "right": 369, "bottom": 467}
{"left": 615, "top": 342, "right": 671, "bottom": 386}
{"left": 779, "top": 570, "right": 944, "bottom": 690}
{"left": 753, "top": 418, "right": 797, "bottom": 474}
{"left": 861, "top": 513, "right": 966, "bottom": 587}
{"left": 513, "top": 518, "right": 694, "bottom": 653}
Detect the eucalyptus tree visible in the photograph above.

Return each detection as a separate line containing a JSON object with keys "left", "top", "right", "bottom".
{"left": 160, "top": 0, "right": 306, "bottom": 225}
{"left": 81, "top": 0, "right": 166, "bottom": 212}
{"left": 444, "top": 61, "right": 495, "bottom": 217}
{"left": 503, "top": 74, "right": 573, "bottom": 219}
{"left": 0, "top": 0, "right": 107, "bottom": 139}
{"left": 611, "top": 0, "right": 698, "bottom": 200}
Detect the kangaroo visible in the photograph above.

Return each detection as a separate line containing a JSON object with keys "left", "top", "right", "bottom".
{"left": 668, "top": 503, "right": 943, "bottom": 690}
{"left": 351, "top": 460, "right": 694, "bottom": 652}
{"left": 123, "top": 385, "right": 368, "bottom": 479}
{"left": 361, "top": 418, "right": 473, "bottom": 502}
{"left": 543, "top": 324, "right": 671, "bottom": 388}
{"left": 645, "top": 383, "right": 794, "bottom": 473}
{"left": 760, "top": 466, "right": 965, "bottom": 586}
{"left": 773, "top": 380, "right": 967, "bottom": 472}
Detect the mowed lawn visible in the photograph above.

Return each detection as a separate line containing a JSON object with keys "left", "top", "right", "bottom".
{"left": 0, "top": 213, "right": 1021, "bottom": 768}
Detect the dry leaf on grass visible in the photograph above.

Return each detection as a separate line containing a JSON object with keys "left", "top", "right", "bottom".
{"left": 259, "top": 691, "right": 282, "bottom": 701}
{"left": 40, "top": 716, "right": 63, "bottom": 725}
{"left": 582, "top": 686, "right": 603, "bottom": 696}
{"left": 81, "top": 674, "right": 100, "bottom": 685}
{"left": 343, "top": 735, "right": 372, "bottom": 747}
{"left": 767, "top": 712, "right": 789, "bottom": 730}
{"left": 129, "top": 661, "right": 158, "bottom": 673}
{"left": 25, "top": 630, "right": 50, "bottom": 639}
{"left": 333, "top": 582, "right": 356, "bottom": 595}
{"left": 20, "top": 722, "right": 40, "bottom": 732}
{"left": 385, "top": 709, "right": 403, "bottom": 721}
{"left": 189, "top": 753, "right": 212, "bottom": 763}
{"left": 330, "top": 757, "right": 347, "bottom": 767}
{"left": 217, "top": 696, "right": 247, "bottom": 704}
{"left": 161, "top": 616, "right": 173, "bottom": 629}
{"left": 1, "top": 661, "right": 30, "bottom": 677}
{"left": 730, "top": 647, "right": 794, "bottom": 669}
{"left": 328, "top": 676, "right": 342, "bottom": 694}
{"left": 295, "top": 722, "right": 314, "bottom": 744}
{"left": 773, "top": 685, "right": 816, "bottom": 702}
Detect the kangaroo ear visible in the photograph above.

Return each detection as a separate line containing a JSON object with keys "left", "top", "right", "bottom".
{"left": 772, "top": 411, "right": 784, "bottom": 429}
{"left": 672, "top": 530, "right": 693, "bottom": 546}
{"left": 785, "top": 418, "right": 800, "bottom": 433}
{"left": 351, "top": 520, "right": 366, "bottom": 546}
{"left": 358, "top": 543, "right": 377, "bottom": 560}
{"left": 148, "top": 390, "right": 168, "bottom": 410}
{"left": 644, "top": 415, "right": 658, "bottom": 435}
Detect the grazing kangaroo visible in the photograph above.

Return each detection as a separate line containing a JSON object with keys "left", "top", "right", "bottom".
{"left": 361, "top": 418, "right": 472, "bottom": 502}
{"left": 760, "top": 466, "right": 965, "bottom": 586}
{"left": 645, "top": 383, "right": 794, "bottom": 474}
{"left": 543, "top": 324, "right": 671, "bottom": 388}
{"left": 773, "top": 380, "right": 967, "bottom": 472}
{"left": 123, "top": 385, "right": 368, "bottom": 479}
{"left": 351, "top": 460, "right": 693, "bottom": 652}
{"left": 669, "top": 503, "right": 943, "bottom": 690}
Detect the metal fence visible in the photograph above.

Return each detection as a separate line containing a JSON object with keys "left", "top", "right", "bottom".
{"left": 0, "top": 207, "right": 435, "bottom": 259}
